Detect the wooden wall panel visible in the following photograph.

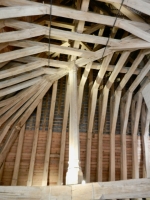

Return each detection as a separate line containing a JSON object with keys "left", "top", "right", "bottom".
{"left": 1, "top": 130, "right": 150, "bottom": 186}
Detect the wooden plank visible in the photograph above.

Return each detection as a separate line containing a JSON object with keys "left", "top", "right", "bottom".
{"left": 42, "top": 81, "right": 58, "bottom": 186}
{"left": 27, "top": 100, "right": 42, "bottom": 186}
{"left": 11, "top": 125, "right": 25, "bottom": 186}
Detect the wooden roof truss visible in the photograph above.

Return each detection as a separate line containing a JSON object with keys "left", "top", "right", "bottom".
{"left": 0, "top": 0, "right": 150, "bottom": 191}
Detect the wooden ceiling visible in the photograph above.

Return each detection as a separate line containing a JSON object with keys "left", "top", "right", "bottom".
{"left": 0, "top": 0, "right": 150, "bottom": 187}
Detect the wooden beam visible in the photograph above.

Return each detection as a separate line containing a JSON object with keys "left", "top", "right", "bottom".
{"left": 42, "top": 81, "right": 58, "bottom": 186}
{"left": 0, "top": 3, "right": 148, "bottom": 29}
{"left": 66, "top": 61, "right": 83, "bottom": 184}
{"left": 0, "top": 60, "right": 47, "bottom": 79}
{"left": 141, "top": 107, "right": 150, "bottom": 178}
{"left": 0, "top": 76, "right": 42, "bottom": 97}
{"left": 0, "top": 68, "right": 56, "bottom": 89}
{"left": 78, "top": 62, "right": 92, "bottom": 123}
{"left": 0, "top": 80, "right": 46, "bottom": 144}
{"left": 57, "top": 77, "right": 70, "bottom": 185}
{"left": 27, "top": 100, "right": 42, "bottom": 186}
{"left": 1, "top": 3, "right": 150, "bottom": 42}
{"left": 121, "top": 92, "right": 132, "bottom": 180}
{"left": 0, "top": 0, "right": 39, "bottom": 6}
{"left": 110, "top": 3, "right": 145, "bottom": 22}
{"left": 120, "top": 60, "right": 150, "bottom": 179}
{"left": 97, "top": 51, "right": 130, "bottom": 181}
{"left": 85, "top": 54, "right": 113, "bottom": 183}
{"left": 15, "top": 56, "right": 68, "bottom": 69}
{"left": 16, "top": 81, "right": 52, "bottom": 129}
{"left": 1, "top": 19, "right": 120, "bottom": 46}
{"left": 0, "top": 88, "right": 28, "bottom": 108}
{"left": 0, "top": 46, "right": 47, "bottom": 64}
{"left": 0, "top": 81, "right": 52, "bottom": 166}
{"left": 80, "top": 63, "right": 150, "bottom": 76}
{"left": 76, "top": 36, "right": 149, "bottom": 67}
{"left": 121, "top": 77, "right": 149, "bottom": 181}
{"left": 142, "top": 82, "right": 150, "bottom": 112}
{"left": 132, "top": 94, "right": 143, "bottom": 179}
{"left": 11, "top": 125, "right": 25, "bottom": 186}
{"left": 0, "top": 83, "right": 41, "bottom": 126}
{"left": 109, "top": 90, "right": 121, "bottom": 181}
{"left": 0, "top": 27, "right": 45, "bottom": 43}
{"left": 108, "top": 50, "right": 145, "bottom": 181}
{"left": 0, "top": 178, "right": 150, "bottom": 199}
{"left": 129, "top": 59, "right": 150, "bottom": 93}
{"left": 9, "top": 40, "right": 96, "bottom": 61}
{"left": 96, "top": 0, "right": 150, "bottom": 16}
{"left": 117, "top": 50, "right": 145, "bottom": 91}
{"left": 67, "top": 0, "right": 90, "bottom": 184}
{"left": 75, "top": 0, "right": 90, "bottom": 123}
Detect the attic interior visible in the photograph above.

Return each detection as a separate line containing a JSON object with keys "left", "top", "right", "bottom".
{"left": 0, "top": 0, "right": 150, "bottom": 199}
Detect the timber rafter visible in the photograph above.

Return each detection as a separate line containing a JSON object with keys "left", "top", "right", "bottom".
{"left": 0, "top": 0, "right": 150, "bottom": 189}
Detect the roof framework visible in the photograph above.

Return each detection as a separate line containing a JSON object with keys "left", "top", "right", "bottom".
{"left": 0, "top": 0, "right": 150, "bottom": 196}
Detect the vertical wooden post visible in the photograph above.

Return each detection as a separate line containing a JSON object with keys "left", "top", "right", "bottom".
{"left": 66, "top": 61, "right": 83, "bottom": 185}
